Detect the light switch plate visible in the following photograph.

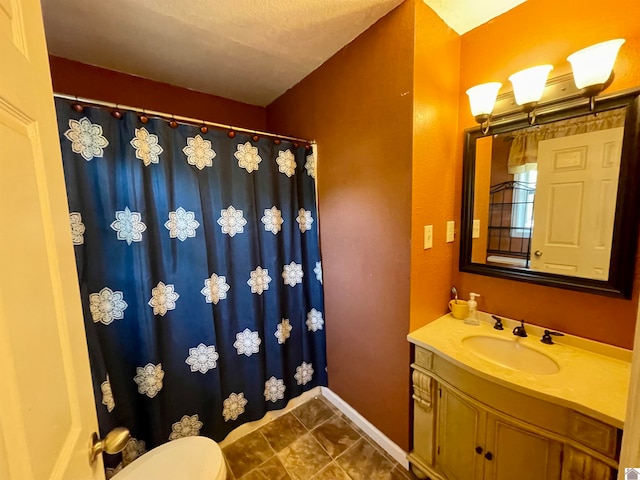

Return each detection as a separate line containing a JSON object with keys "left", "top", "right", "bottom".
{"left": 446, "top": 221, "right": 455, "bottom": 243}
{"left": 424, "top": 225, "right": 433, "bottom": 249}
{"left": 473, "top": 219, "right": 480, "bottom": 239}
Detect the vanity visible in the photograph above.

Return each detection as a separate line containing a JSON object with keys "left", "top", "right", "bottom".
{"left": 407, "top": 313, "right": 631, "bottom": 480}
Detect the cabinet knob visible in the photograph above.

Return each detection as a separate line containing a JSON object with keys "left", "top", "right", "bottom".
{"left": 475, "top": 446, "right": 483, "bottom": 454}
{"left": 485, "top": 451, "right": 493, "bottom": 461}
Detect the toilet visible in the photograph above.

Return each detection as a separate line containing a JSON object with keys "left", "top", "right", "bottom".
{"left": 115, "top": 436, "right": 226, "bottom": 480}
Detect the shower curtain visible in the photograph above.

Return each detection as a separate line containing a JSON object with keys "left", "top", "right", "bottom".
{"left": 55, "top": 98, "right": 327, "bottom": 473}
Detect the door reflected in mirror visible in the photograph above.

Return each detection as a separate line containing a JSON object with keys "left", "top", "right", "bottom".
{"left": 472, "top": 108, "right": 624, "bottom": 281}
{"left": 460, "top": 90, "right": 640, "bottom": 298}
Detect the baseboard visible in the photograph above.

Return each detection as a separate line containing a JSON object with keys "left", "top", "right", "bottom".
{"left": 219, "top": 386, "right": 321, "bottom": 447}
{"left": 320, "top": 386, "right": 409, "bottom": 469}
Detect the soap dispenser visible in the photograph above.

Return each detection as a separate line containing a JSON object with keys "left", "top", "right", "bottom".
{"left": 464, "top": 292, "right": 480, "bottom": 325}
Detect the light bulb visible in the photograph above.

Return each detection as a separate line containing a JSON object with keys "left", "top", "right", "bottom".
{"left": 567, "top": 39, "right": 625, "bottom": 91}
{"left": 508, "top": 65, "right": 553, "bottom": 110}
{"left": 466, "top": 82, "right": 502, "bottom": 123}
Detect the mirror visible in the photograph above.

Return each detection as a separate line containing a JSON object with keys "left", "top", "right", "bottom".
{"left": 460, "top": 90, "right": 640, "bottom": 298}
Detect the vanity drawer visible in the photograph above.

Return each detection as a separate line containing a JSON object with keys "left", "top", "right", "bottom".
{"left": 414, "top": 347, "right": 434, "bottom": 370}
{"left": 568, "top": 411, "right": 619, "bottom": 459}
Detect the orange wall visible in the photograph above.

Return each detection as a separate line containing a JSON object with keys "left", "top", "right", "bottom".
{"left": 267, "top": 2, "right": 415, "bottom": 449}
{"left": 409, "top": 1, "right": 461, "bottom": 331}
{"left": 454, "top": 0, "right": 640, "bottom": 348}
{"left": 49, "top": 56, "right": 266, "bottom": 130}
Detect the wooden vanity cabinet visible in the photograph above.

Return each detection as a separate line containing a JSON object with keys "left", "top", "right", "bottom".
{"left": 409, "top": 348, "right": 618, "bottom": 480}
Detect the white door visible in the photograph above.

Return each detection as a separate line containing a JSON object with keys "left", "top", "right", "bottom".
{"left": 530, "top": 127, "right": 623, "bottom": 280}
{"left": 0, "top": 0, "right": 103, "bottom": 478}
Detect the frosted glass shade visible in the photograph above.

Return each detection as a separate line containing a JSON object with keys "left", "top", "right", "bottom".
{"left": 466, "top": 82, "right": 502, "bottom": 120}
{"left": 567, "top": 39, "right": 625, "bottom": 89}
{"left": 508, "top": 65, "right": 553, "bottom": 106}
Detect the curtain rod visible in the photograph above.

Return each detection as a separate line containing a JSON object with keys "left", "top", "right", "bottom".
{"left": 54, "top": 93, "right": 315, "bottom": 144}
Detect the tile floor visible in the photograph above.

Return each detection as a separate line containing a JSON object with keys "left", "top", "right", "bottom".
{"left": 222, "top": 396, "right": 417, "bottom": 480}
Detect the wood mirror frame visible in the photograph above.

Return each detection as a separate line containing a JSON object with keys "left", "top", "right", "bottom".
{"left": 460, "top": 89, "right": 640, "bottom": 298}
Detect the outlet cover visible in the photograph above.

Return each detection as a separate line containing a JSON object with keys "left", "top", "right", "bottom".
{"left": 446, "top": 221, "right": 455, "bottom": 243}
{"left": 424, "top": 225, "right": 433, "bottom": 249}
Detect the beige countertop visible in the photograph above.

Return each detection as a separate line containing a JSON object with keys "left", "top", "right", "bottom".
{"left": 407, "top": 313, "right": 632, "bottom": 428}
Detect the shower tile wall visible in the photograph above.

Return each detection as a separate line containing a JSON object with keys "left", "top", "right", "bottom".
{"left": 222, "top": 396, "right": 417, "bottom": 480}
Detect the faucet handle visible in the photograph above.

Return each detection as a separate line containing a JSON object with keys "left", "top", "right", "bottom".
{"left": 541, "top": 329, "right": 564, "bottom": 345}
{"left": 512, "top": 320, "right": 527, "bottom": 337}
{"left": 491, "top": 315, "right": 504, "bottom": 330}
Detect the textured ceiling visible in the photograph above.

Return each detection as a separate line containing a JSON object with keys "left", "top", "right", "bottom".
{"left": 42, "top": 0, "right": 403, "bottom": 106}
{"left": 41, "top": 0, "right": 526, "bottom": 107}
{"left": 422, "top": 0, "right": 527, "bottom": 34}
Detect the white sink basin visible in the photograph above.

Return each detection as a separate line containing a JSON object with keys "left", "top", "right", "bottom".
{"left": 115, "top": 436, "right": 225, "bottom": 480}
{"left": 462, "top": 335, "right": 559, "bottom": 375}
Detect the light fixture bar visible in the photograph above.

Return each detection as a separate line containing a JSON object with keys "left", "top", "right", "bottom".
{"left": 490, "top": 73, "right": 584, "bottom": 118}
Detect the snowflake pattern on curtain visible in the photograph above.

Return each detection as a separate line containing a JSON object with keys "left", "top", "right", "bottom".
{"left": 165, "top": 207, "right": 200, "bottom": 241}
{"left": 63, "top": 117, "right": 109, "bottom": 160}
{"left": 183, "top": 134, "right": 216, "bottom": 169}
{"left": 275, "top": 319, "right": 293, "bottom": 344}
{"left": 276, "top": 149, "right": 297, "bottom": 177}
{"left": 223, "top": 393, "right": 248, "bottom": 421}
{"left": 56, "top": 99, "right": 326, "bottom": 471}
{"left": 261, "top": 206, "right": 284, "bottom": 234}
{"left": 234, "top": 141, "right": 262, "bottom": 172}
{"left": 69, "top": 212, "right": 86, "bottom": 245}
{"left": 110, "top": 207, "right": 147, "bottom": 244}
{"left": 89, "top": 287, "right": 128, "bottom": 325}
{"left": 130, "top": 127, "right": 163, "bottom": 166}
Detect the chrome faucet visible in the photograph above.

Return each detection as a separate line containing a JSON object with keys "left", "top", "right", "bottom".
{"left": 512, "top": 320, "right": 527, "bottom": 337}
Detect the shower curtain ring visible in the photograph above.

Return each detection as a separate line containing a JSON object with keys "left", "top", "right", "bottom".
{"left": 72, "top": 96, "right": 84, "bottom": 113}
{"left": 111, "top": 104, "right": 123, "bottom": 119}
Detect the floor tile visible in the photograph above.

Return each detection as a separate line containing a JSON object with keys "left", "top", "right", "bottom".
{"left": 336, "top": 438, "right": 396, "bottom": 480}
{"left": 260, "top": 413, "right": 308, "bottom": 452}
{"left": 318, "top": 395, "right": 341, "bottom": 414}
{"left": 336, "top": 414, "right": 367, "bottom": 438}
{"left": 222, "top": 430, "right": 274, "bottom": 479}
{"left": 311, "top": 415, "right": 361, "bottom": 458}
{"left": 292, "top": 397, "right": 335, "bottom": 429}
{"left": 391, "top": 465, "right": 419, "bottom": 479}
{"left": 225, "top": 457, "right": 236, "bottom": 480}
{"left": 311, "top": 462, "right": 352, "bottom": 480}
{"left": 278, "top": 433, "right": 332, "bottom": 480}
{"left": 241, "top": 456, "right": 291, "bottom": 480}
{"left": 221, "top": 396, "right": 414, "bottom": 480}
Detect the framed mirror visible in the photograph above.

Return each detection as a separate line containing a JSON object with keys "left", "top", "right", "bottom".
{"left": 460, "top": 89, "right": 640, "bottom": 298}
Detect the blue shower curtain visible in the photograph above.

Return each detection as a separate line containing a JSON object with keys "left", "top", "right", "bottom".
{"left": 55, "top": 98, "right": 327, "bottom": 472}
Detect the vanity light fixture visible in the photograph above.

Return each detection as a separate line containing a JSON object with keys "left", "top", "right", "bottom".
{"left": 465, "top": 82, "right": 502, "bottom": 134}
{"left": 466, "top": 38, "right": 625, "bottom": 134}
{"left": 508, "top": 64, "right": 554, "bottom": 124}
{"left": 567, "top": 38, "right": 625, "bottom": 109}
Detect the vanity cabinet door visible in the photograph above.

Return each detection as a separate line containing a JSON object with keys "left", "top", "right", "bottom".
{"left": 560, "top": 446, "right": 615, "bottom": 480}
{"left": 436, "top": 385, "right": 486, "bottom": 480}
{"left": 483, "top": 413, "right": 563, "bottom": 480}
